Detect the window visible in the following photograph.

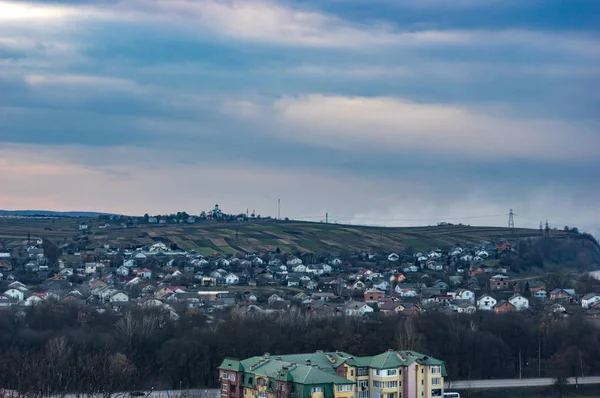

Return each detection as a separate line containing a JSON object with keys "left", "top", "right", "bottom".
{"left": 431, "top": 366, "right": 441, "bottom": 374}
{"left": 222, "top": 384, "right": 228, "bottom": 392}
{"left": 374, "top": 369, "right": 381, "bottom": 376}
{"left": 359, "top": 392, "right": 368, "bottom": 398}
{"left": 421, "top": 380, "right": 424, "bottom": 386}
{"left": 277, "top": 385, "right": 286, "bottom": 392}
{"left": 336, "top": 385, "right": 353, "bottom": 392}
{"left": 258, "top": 379, "right": 267, "bottom": 387}
{"left": 350, "top": 370, "right": 355, "bottom": 377}
{"left": 248, "top": 377, "right": 254, "bottom": 385}
{"left": 421, "top": 369, "right": 424, "bottom": 374}
{"left": 258, "top": 392, "right": 268, "bottom": 398}
{"left": 372, "top": 381, "right": 397, "bottom": 389}
{"left": 358, "top": 368, "right": 369, "bottom": 376}
{"left": 385, "top": 369, "right": 397, "bottom": 377}
{"left": 221, "top": 372, "right": 228, "bottom": 379}
{"left": 431, "top": 378, "right": 441, "bottom": 386}
{"left": 311, "top": 387, "right": 324, "bottom": 394}
{"left": 229, "top": 374, "right": 236, "bottom": 382}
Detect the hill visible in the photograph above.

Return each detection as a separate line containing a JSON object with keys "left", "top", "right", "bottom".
{"left": 0, "top": 217, "right": 576, "bottom": 254}
{"left": 0, "top": 210, "right": 117, "bottom": 217}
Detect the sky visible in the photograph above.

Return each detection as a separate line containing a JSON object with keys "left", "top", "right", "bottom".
{"left": 0, "top": 0, "right": 599, "bottom": 235}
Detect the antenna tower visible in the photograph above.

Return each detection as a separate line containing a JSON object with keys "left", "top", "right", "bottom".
{"left": 508, "top": 209, "right": 515, "bottom": 228}
{"left": 545, "top": 220, "right": 550, "bottom": 238}
{"left": 278, "top": 198, "right": 281, "bottom": 220}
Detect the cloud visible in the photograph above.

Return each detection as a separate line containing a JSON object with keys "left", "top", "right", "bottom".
{"left": 240, "top": 94, "right": 600, "bottom": 161}
{"left": 1, "top": 1, "right": 598, "bottom": 55}
{"left": 0, "top": 143, "right": 598, "bottom": 237}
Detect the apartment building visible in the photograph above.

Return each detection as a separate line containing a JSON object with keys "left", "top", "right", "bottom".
{"left": 218, "top": 350, "right": 446, "bottom": 398}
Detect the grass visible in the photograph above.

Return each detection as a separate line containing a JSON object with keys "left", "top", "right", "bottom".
{"left": 0, "top": 217, "right": 570, "bottom": 255}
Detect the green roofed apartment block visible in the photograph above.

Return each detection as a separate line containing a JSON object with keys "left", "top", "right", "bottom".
{"left": 218, "top": 350, "right": 446, "bottom": 398}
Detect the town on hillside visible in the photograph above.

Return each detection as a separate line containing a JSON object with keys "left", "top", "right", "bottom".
{"left": 1, "top": 206, "right": 599, "bottom": 321}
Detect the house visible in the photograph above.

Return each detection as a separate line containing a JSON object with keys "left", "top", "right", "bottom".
{"left": 292, "top": 264, "right": 307, "bottom": 273}
{"left": 4, "top": 287, "right": 28, "bottom": 303}
{"left": 109, "top": 291, "right": 129, "bottom": 304}
{"left": 312, "top": 292, "right": 336, "bottom": 302}
{"left": 0, "top": 295, "right": 18, "bottom": 307}
{"left": 533, "top": 289, "right": 548, "bottom": 299}
{"left": 286, "top": 257, "right": 302, "bottom": 266}
{"left": 98, "top": 223, "right": 110, "bottom": 229}
{"left": 390, "top": 273, "right": 406, "bottom": 283}
{"left": 509, "top": 294, "right": 529, "bottom": 311}
{"left": 454, "top": 289, "right": 475, "bottom": 303}
{"left": 268, "top": 294, "right": 284, "bottom": 305}
{"left": 345, "top": 301, "right": 374, "bottom": 316}
{"left": 477, "top": 294, "right": 497, "bottom": 311}
{"left": 148, "top": 217, "right": 158, "bottom": 223}
{"left": 455, "top": 302, "right": 477, "bottom": 314}
{"left": 496, "top": 241, "right": 513, "bottom": 252}
{"left": 79, "top": 222, "right": 89, "bottom": 230}
{"left": 219, "top": 350, "right": 446, "bottom": 398}
{"left": 364, "top": 289, "right": 385, "bottom": 303}
{"left": 379, "top": 301, "right": 405, "bottom": 315}
{"left": 116, "top": 266, "right": 130, "bottom": 277}
{"left": 225, "top": 273, "right": 240, "bottom": 285}
{"left": 388, "top": 253, "right": 400, "bottom": 262}
{"left": 395, "top": 284, "right": 418, "bottom": 297}
{"left": 351, "top": 280, "right": 366, "bottom": 290}
{"left": 582, "top": 293, "right": 600, "bottom": 309}
{"left": 140, "top": 268, "right": 152, "bottom": 279}
{"left": 306, "top": 264, "right": 325, "bottom": 275}
{"left": 85, "top": 263, "right": 98, "bottom": 274}
{"left": 549, "top": 288, "right": 575, "bottom": 301}
{"left": 431, "top": 280, "right": 449, "bottom": 290}
{"left": 287, "top": 275, "right": 301, "bottom": 287}
{"left": 24, "top": 293, "right": 47, "bottom": 306}
{"left": 494, "top": 301, "right": 516, "bottom": 313}
{"left": 331, "top": 258, "right": 342, "bottom": 266}
{"left": 403, "top": 265, "right": 419, "bottom": 273}
{"left": 490, "top": 274, "right": 510, "bottom": 290}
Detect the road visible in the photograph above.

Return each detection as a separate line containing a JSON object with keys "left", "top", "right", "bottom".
{"left": 445, "top": 376, "right": 600, "bottom": 389}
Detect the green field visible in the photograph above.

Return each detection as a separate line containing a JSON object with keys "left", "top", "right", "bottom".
{"left": 0, "top": 217, "right": 568, "bottom": 255}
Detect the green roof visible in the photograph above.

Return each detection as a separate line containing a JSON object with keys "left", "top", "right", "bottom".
{"left": 219, "top": 358, "right": 245, "bottom": 372}
{"left": 221, "top": 350, "right": 446, "bottom": 382}
{"left": 238, "top": 355, "right": 354, "bottom": 386}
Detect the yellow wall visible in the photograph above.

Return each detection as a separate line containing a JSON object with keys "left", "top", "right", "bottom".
{"left": 333, "top": 385, "right": 354, "bottom": 398}
{"left": 311, "top": 392, "right": 324, "bottom": 398}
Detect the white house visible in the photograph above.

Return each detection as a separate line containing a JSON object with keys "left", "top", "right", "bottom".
{"left": 331, "top": 258, "right": 342, "bottom": 266}
{"left": 428, "top": 251, "right": 442, "bottom": 259}
{"left": 116, "top": 266, "right": 130, "bottom": 277}
{"left": 286, "top": 257, "right": 303, "bottom": 266}
{"left": 509, "top": 294, "right": 530, "bottom": 311}
{"left": 345, "top": 301, "right": 374, "bottom": 316}
{"left": 134, "top": 252, "right": 147, "bottom": 260}
{"left": 293, "top": 264, "right": 307, "bottom": 273}
{"left": 476, "top": 250, "right": 489, "bottom": 258}
{"left": 388, "top": 253, "right": 400, "bottom": 262}
{"left": 403, "top": 265, "right": 419, "bottom": 273}
{"left": 123, "top": 259, "right": 135, "bottom": 268}
{"left": 461, "top": 255, "right": 474, "bottom": 262}
{"left": 85, "top": 263, "right": 98, "bottom": 274}
{"left": 125, "top": 277, "right": 142, "bottom": 287}
{"left": 581, "top": 293, "right": 600, "bottom": 309}
{"left": 477, "top": 295, "right": 497, "bottom": 311}
{"left": 24, "top": 295, "right": 45, "bottom": 306}
{"left": 395, "top": 285, "right": 418, "bottom": 297}
{"left": 109, "top": 292, "right": 129, "bottom": 304}
{"left": 533, "top": 289, "right": 547, "bottom": 299}
{"left": 79, "top": 222, "right": 89, "bottom": 231}
{"left": 454, "top": 289, "right": 475, "bottom": 303}
{"left": 322, "top": 264, "right": 333, "bottom": 273}
{"left": 4, "top": 288, "right": 27, "bottom": 303}
{"left": 225, "top": 273, "right": 240, "bottom": 285}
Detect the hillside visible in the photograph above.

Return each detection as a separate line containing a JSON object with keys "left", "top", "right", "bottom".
{"left": 0, "top": 217, "right": 576, "bottom": 255}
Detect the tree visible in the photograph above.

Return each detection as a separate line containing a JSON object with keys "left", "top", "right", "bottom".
{"left": 144, "top": 213, "right": 149, "bottom": 223}
{"left": 524, "top": 281, "right": 531, "bottom": 298}
{"left": 42, "top": 238, "right": 60, "bottom": 265}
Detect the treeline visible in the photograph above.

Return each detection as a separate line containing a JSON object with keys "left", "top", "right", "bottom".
{"left": 0, "top": 306, "right": 599, "bottom": 395}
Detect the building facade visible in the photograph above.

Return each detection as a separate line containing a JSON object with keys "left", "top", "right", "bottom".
{"left": 219, "top": 350, "right": 446, "bottom": 398}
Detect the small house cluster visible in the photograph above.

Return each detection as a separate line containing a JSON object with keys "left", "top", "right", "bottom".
{"left": 1, "top": 238, "right": 599, "bottom": 320}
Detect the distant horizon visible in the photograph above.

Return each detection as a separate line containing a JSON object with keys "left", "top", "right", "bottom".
{"left": 0, "top": 207, "right": 594, "bottom": 236}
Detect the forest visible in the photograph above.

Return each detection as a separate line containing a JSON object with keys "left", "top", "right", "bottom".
{"left": 0, "top": 305, "right": 599, "bottom": 397}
